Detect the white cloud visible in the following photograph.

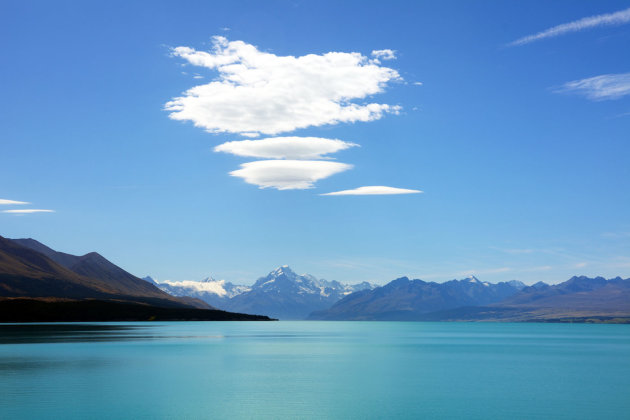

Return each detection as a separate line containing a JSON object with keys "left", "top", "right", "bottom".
{"left": 413, "top": 82, "right": 423, "bottom": 86}
{"left": 214, "top": 137, "right": 358, "bottom": 160}
{"left": 162, "top": 279, "right": 231, "bottom": 296}
{"left": 2, "top": 209, "right": 54, "bottom": 214}
{"left": 230, "top": 160, "right": 352, "bottom": 190}
{"left": 165, "top": 36, "right": 401, "bottom": 136}
{"left": 510, "top": 6, "right": 630, "bottom": 46}
{"left": 555, "top": 72, "right": 630, "bottom": 100}
{"left": 321, "top": 186, "right": 423, "bottom": 196}
{"left": 239, "top": 132, "right": 261, "bottom": 138}
{"left": 371, "top": 49, "right": 396, "bottom": 60}
{"left": 0, "top": 199, "right": 29, "bottom": 205}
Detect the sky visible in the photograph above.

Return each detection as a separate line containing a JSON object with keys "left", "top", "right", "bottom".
{"left": 1, "top": 0, "right": 629, "bottom": 285}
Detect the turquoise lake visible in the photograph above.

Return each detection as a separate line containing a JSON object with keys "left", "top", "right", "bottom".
{"left": 1, "top": 322, "right": 629, "bottom": 419}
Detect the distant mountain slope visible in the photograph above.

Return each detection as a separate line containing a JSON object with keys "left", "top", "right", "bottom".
{"left": 147, "top": 265, "right": 375, "bottom": 320}
{"left": 1, "top": 236, "right": 209, "bottom": 309}
{"left": 311, "top": 275, "right": 630, "bottom": 322}
{"left": 308, "top": 276, "right": 526, "bottom": 321}
{"left": 498, "top": 276, "right": 624, "bottom": 309}
{"left": 438, "top": 276, "right": 630, "bottom": 322}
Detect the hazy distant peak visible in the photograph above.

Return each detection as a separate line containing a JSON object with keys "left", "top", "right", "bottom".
{"left": 142, "top": 276, "right": 158, "bottom": 285}
{"left": 507, "top": 280, "right": 526, "bottom": 290}
{"left": 567, "top": 275, "right": 607, "bottom": 282}
{"left": 531, "top": 281, "right": 549, "bottom": 290}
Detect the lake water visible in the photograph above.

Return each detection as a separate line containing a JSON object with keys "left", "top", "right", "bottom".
{"left": 0, "top": 322, "right": 629, "bottom": 419}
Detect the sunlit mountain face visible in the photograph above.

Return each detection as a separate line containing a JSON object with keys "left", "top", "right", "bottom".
{"left": 146, "top": 265, "right": 375, "bottom": 319}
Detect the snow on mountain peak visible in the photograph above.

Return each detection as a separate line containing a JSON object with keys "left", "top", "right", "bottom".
{"left": 270, "top": 265, "right": 295, "bottom": 277}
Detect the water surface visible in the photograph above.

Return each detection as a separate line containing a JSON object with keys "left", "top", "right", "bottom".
{"left": 1, "top": 322, "right": 629, "bottom": 419}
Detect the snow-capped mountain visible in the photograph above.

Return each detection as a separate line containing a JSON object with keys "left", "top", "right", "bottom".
{"left": 144, "top": 265, "right": 375, "bottom": 320}
{"left": 142, "top": 275, "right": 251, "bottom": 309}
{"left": 248, "top": 265, "right": 369, "bottom": 299}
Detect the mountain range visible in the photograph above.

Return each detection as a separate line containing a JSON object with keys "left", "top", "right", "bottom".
{"left": 147, "top": 265, "right": 630, "bottom": 322}
{"left": 146, "top": 265, "right": 375, "bottom": 320}
{"left": 439, "top": 275, "right": 630, "bottom": 322}
{"left": 3, "top": 235, "right": 628, "bottom": 323}
{"left": 308, "top": 276, "right": 527, "bottom": 320}
{"left": 0, "top": 236, "right": 273, "bottom": 322}
{"left": 309, "top": 275, "right": 630, "bottom": 322}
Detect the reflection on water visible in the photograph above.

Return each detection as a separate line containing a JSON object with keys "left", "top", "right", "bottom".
{"left": 0, "top": 356, "right": 116, "bottom": 374}
{"left": 0, "top": 324, "right": 152, "bottom": 344}
{"left": 0, "top": 323, "right": 245, "bottom": 344}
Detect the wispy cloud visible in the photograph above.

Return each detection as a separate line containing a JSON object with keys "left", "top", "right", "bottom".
{"left": 214, "top": 137, "right": 358, "bottom": 160}
{"left": 322, "top": 186, "right": 423, "bottom": 196}
{"left": 166, "top": 36, "right": 401, "bottom": 136}
{"left": 229, "top": 160, "right": 352, "bottom": 190}
{"left": 555, "top": 72, "right": 630, "bottom": 100}
{"left": 0, "top": 199, "right": 29, "bottom": 205}
{"left": 509, "top": 6, "right": 630, "bottom": 46}
{"left": 371, "top": 49, "right": 396, "bottom": 61}
{"left": 2, "top": 209, "right": 54, "bottom": 214}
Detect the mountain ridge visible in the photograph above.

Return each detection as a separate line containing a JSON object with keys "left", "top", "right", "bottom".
{"left": 3, "top": 237, "right": 211, "bottom": 309}
{"left": 147, "top": 265, "right": 375, "bottom": 320}
{"left": 308, "top": 275, "right": 630, "bottom": 322}
{"left": 309, "top": 276, "right": 535, "bottom": 320}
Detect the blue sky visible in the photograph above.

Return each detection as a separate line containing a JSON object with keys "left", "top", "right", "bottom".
{"left": 1, "top": 0, "right": 629, "bottom": 285}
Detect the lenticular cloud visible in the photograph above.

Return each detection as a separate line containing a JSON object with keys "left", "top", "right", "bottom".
{"left": 214, "top": 137, "right": 358, "bottom": 160}
{"left": 166, "top": 36, "right": 401, "bottom": 136}
{"left": 229, "top": 160, "right": 353, "bottom": 190}
{"left": 166, "top": 37, "right": 418, "bottom": 193}
{"left": 322, "top": 186, "right": 423, "bottom": 196}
